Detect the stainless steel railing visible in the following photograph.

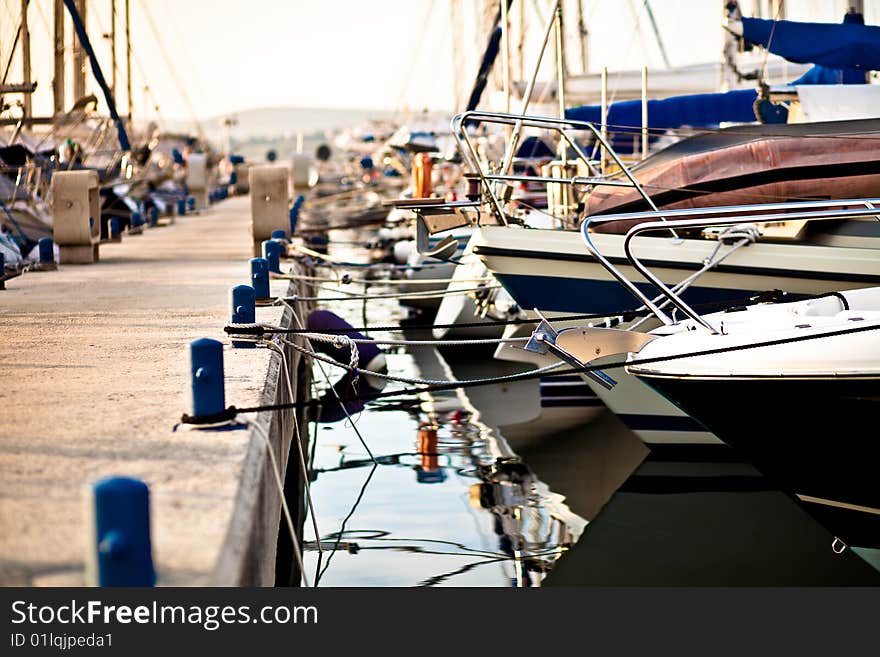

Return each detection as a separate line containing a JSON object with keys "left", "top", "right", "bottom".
{"left": 449, "top": 110, "right": 676, "bottom": 236}
{"left": 580, "top": 198, "right": 880, "bottom": 333}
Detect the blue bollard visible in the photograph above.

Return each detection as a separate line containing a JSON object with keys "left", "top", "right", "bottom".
{"left": 38, "top": 236, "right": 55, "bottom": 264}
{"left": 230, "top": 285, "right": 256, "bottom": 349}
{"left": 109, "top": 217, "right": 121, "bottom": 239}
{"left": 262, "top": 240, "right": 282, "bottom": 274}
{"left": 187, "top": 196, "right": 196, "bottom": 211}
{"left": 250, "top": 257, "right": 270, "bottom": 300}
{"left": 149, "top": 206, "right": 159, "bottom": 226}
{"left": 89, "top": 476, "right": 156, "bottom": 586}
{"left": 177, "top": 198, "right": 187, "bottom": 216}
{"left": 289, "top": 195, "right": 305, "bottom": 236}
{"left": 190, "top": 337, "right": 225, "bottom": 417}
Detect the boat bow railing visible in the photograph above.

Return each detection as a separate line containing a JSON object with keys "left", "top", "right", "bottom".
{"left": 450, "top": 110, "right": 675, "bottom": 236}
{"left": 581, "top": 198, "right": 880, "bottom": 334}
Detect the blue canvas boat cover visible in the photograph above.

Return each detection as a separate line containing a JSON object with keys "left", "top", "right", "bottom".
{"left": 565, "top": 89, "right": 758, "bottom": 149}
{"left": 741, "top": 16, "right": 880, "bottom": 71}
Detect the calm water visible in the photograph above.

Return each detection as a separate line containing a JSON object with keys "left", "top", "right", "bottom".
{"left": 299, "top": 238, "right": 880, "bottom": 586}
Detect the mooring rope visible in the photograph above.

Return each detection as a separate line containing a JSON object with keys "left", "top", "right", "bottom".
{"left": 180, "top": 319, "right": 880, "bottom": 427}
{"left": 272, "top": 271, "right": 494, "bottom": 286}
{"left": 275, "top": 284, "right": 502, "bottom": 303}
{"left": 225, "top": 290, "right": 790, "bottom": 339}
{"left": 297, "top": 332, "right": 530, "bottom": 348}
{"left": 246, "top": 418, "right": 310, "bottom": 587}
{"left": 278, "top": 336, "right": 567, "bottom": 387}
{"left": 263, "top": 339, "right": 323, "bottom": 559}
{"left": 281, "top": 299, "right": 377, "bottom": 463}
{"left": 224, "top": 311, "right": 641, "bottom": 337}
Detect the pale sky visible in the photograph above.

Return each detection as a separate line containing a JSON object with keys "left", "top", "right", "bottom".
{"left": 3, "top": 0, "right": 874, "bottom": 124}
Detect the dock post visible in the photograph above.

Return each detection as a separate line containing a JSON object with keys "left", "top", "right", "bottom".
{"left": 291, "top": 153, "right": 313, "bottom": 193}
{"left": 34, "top": 237, "right": 58, "bottom": 271}
{"left": 186, "top": 153, "right": 209, "bottom": 210}
{"left": 108, "top": 217, "right": 122, "bottom": 242}
{"left": 177, "top": 198, "right": 187, "bottom": 216}
{"left": 86, "top": 476, "right": 156, "bottom": 586}
{"left": 289, "top": 195, "right": 305, "bottom": 236}
{"left": 230, "top": 284, "right": 256, "bottom": 349}
{"left": 249, "top": 165, "right": 290, "bottom": 257}
{"left": 52, "top": 169, "right": 101, "bottom": 264}
{"left": 190, "top": 337, "right": 226, "bottom": 418}
{"left": 250, "top": 257, "right": 270, "bottom": 301}
{"left": 129, "top": 211, "right": 144, "bottom": 234}
{"left": 262, "top": 240, "right": 282, "bottom": 274}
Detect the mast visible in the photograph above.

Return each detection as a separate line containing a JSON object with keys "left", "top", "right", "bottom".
{"left": 643, "top": 0, "right": 671, "bottom": 68}
{"left": 72, "top": 0, "right": 87, "bottom": 100}
{"left": 576, "top": 0, "right": 589, "bottom": 73}
{"left": 554, "top": 2, "right": 566, "bottom": 164}
{"left": 502, "top": 0, "right": 510, "bottom": 113}
{"left": 110, "top": 0, "right": 117, "bottom": 96}
{"left": 21, "top": 0, "right": 31, "bottom": 118}
{"left": 54, "top": 0, "right": 65, "bottom": 115}
{"left": 125, "top": 0, "right": 132, "bottom": 123}
{"left": 63, "top": 0, "right": 130, "bottom": 150}
{"left": 516, "top": 0, "right": 524, "bottom": 82}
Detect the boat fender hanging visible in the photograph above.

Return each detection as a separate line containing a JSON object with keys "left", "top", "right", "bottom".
{"left": 307, "top": 309, "right": 387, "bottom": 423}
{"left": 412, "top": 153, "right": 433, "bottom": 199}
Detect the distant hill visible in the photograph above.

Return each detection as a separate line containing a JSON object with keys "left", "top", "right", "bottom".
{"left": 162, "top": 105, "right": 450, "bottom": 160}
{"left": 166, "top": 106, "right": 448, "bottom": 141}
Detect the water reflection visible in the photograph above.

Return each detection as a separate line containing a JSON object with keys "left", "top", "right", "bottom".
{"left": 303, "top": 365, "right": 591, "bottom": 586}
{"left": 302, "top": 237, "right": 880, "bottom": 585}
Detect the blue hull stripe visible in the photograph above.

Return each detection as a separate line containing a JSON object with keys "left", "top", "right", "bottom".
{"left": 496, "top": 272, "right": 756, "bottom": 314}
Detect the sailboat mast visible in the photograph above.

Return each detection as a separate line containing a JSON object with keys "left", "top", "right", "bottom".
{"left": 111, "top": 0, "right": 117, "bottom": 96}
{"left": 54, "top": 0, "right": 65, "bottom": 115}
{"left": 72, "top": 0, "right": 86, "bottom": 100}
{"left": 502, "top": 0, "right": 510, "bottom": 113}
{"left": 21, "top": 0, "right": 31, "bottom": 118}
{"left": 125, "top": 0, "right": 132, "bottom": 123}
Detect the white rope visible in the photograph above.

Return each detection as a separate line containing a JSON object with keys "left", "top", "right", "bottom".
{"left": 298, "top": 333, "right": 530, "bottom": 347}
{"left": 279, "top": 299, "right": 377, "bottom": 463}
{"left": 272, "top": 271, "right": 494, "bottom": 286}
{"left": 275, "top": 285, "right": 501, "bottom": 304}
{"left": 262, "top": 339, "right": 322, "bottom": 559}
{"left": 246, "top": 418, "right": 310, "bottom": 587}
{"left": 280, "top": 336, "right": 566, "bottom": 387}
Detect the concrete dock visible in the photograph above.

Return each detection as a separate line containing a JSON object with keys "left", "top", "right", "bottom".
{"left": 0, "top": 195, "right": 308, "bottom": 586}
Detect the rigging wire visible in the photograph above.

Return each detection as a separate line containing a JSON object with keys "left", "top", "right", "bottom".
{"left": 392, "top": 0, "right": 436, "bottom": 121}
{"left": 134, "top": 0, "right": 204, "bottom": 138}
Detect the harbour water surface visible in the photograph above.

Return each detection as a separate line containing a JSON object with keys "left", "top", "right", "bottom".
{"left": 300, "top": 240, "right": 880, "bottom": 586}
